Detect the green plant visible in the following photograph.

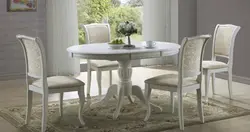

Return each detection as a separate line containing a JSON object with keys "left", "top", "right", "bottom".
{"left": 77, "top": 0, "right": 112, "bottom": 44}
{"left": 77, "top": 0, "right": 112, "bottom": 24}
{"left": 78, "top": 28, "right": 85, "bottom": 44}
{"left": 117, "top": 21, "right": 137, "bottom": 36}
{"left": 108, "top": 6, "right": 142, "bottom": 39}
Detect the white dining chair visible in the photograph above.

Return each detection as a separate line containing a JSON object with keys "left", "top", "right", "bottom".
{"left": 144, "top": 35, "right": 211, "bottom": 130}
{"left": 82, "top": 23, "right": 119, "bottom": 97}
{"left": 203, "top": 24, "right": 241, "bottom": 102}
{"left": 16, "top": 35, "right": 85, "bottom": 132}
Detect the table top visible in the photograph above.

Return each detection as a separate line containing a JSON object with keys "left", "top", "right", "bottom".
{"left": 67, "top": 41, "right": 180, "bottom": 60}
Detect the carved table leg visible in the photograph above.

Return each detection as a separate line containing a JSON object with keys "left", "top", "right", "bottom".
{"left": 128, "top": 95, "right": 135, "bottom": 103}
{"left": 101, "top": 85, "right": 118, "bottom": 104}
{"left": 84, "top": 94, "right": 92, "bottom": 112}
{"left": 90, "top": 84, "right": 118, "bottom": 107}
{"left": 132, "top": 85, "right": 163, "bottom": 112}
{"left": 132, "top": 85, "right": 146, "bottom": 104}
{"left": 113, "top": 85, "right": 125, "bottom": 119}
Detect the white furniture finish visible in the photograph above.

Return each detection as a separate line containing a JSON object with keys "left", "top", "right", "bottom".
{"left": 17, "top": 35, "right": 85, "bottom": 132}
{"left": 144, "top": 35, "right": 211, "bottom": 130}
{"left": 203, "top": 24, "right": 241, "bottom": 102}
{"left": 82, "top": 23, "right": 119, "bottom": 97}
{"left": 67, "top": 42, "right": 180, "bottom": 119}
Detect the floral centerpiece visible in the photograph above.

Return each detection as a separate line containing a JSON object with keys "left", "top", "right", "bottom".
{"left": 117, "top": 21, "right": 138, "bottom": 49}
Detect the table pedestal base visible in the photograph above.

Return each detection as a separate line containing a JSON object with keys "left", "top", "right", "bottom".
{"left": 90, "top": 60, "right": 162, "bottom": 119}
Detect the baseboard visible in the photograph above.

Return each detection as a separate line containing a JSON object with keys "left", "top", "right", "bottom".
{"left": 216, "top": 73, "right": 250, "bottom": 85}
{"left": 0, "top": 73, "right": 25, "bottom": 81}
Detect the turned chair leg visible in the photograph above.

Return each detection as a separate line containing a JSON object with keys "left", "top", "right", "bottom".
{"left": 96, "top": 70, "right": 102, "bottom": 96}
{"left": 144, "top": 83, "right": 152, "bottom": 121}
{"left": 228, "top": 69, "right": 233, "bottom": 99}
{"left": 59, "top": 92, "right": 64, "bottom": 117}
{"left": 78, "top": 86, "right": 85, "bottom": 125}
{"left": 87, "top": 63, "right": 92, "bottom": 96}
{"left": 170, "top": 92, "right": 175, "bottom": 113}
{"left": 109, "top": 70, "right": 112, "bottom": 86}
{"left": 25, "top": 90, "right": 33, "bottom": 125}
{"left": 211, "top": 73, "right": 216, "bottom": 95}
{"left": 41, "top": 94, "right": 48, "bottom": 132}
{"left": 204, "top": 70, "right": 210, "bottom": 102}
{"left": 196, "top": 88, "right": 204, "bottom": 123}
{"left": 177, "top": 91, "right": 184, "bottom": 130}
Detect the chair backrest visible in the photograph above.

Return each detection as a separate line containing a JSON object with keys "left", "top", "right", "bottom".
{"left": 82, "top": 23, "right": 111, "bottom": 44}
{"left": 16, "top": 35, "right": 47, "bottom": 84}
{"left": 212, "top": 24, "right": 241, "bottom": 62}
{"left": 178, "top": 35, "right": 211, "bottom": 85}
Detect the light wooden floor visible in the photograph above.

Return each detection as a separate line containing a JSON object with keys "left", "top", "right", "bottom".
{"left": 1, "top": 67, "right": 250, "bottom": 132}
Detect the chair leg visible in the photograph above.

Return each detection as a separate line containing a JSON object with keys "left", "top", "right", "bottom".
{"left": 177, "top": 91, "right": 184, "bottom": 130}
{"left": 41, "top": 94, "right": 48, "bottom": 132}
{"left": 59, "top": 92, "right": 64, "bottom": 117}
{"left": 97, "top": 70, "right": 102, "bottom": 96}
{"left": 228, "top": 69, "right": 233, "bottom": 99}
{"left": 109, "top": 70, "right": 117, "bottom": 99}
{"left": 113, "top": 85, "right": 125, "bottom": 120}
{"left": 144, "top": 83, "right": 152, "bottom": 121}
{"left": 78, "top": 86, "right": 85, "bottom": 125}
{"left": 170, "top": 92, "right": 175, "bottom": 114}
{"left": 196, "top": 88, "right": 204, "bottom": 123}
{"left": 109, "top": 70, "right": 112, "bottom": 86}
{"left": 87, "top": 64, "right": 92, "bottom": 96}
{"left": 211, "top": 73, "right": 216, "bottom": 95}
{"left": 25, "top": 90, "right": 33, "bottom": 125}
{"left": 204, "top": 71, "right": 210, "bottom": 102}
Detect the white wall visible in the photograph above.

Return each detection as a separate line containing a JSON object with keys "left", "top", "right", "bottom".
{"left": 197, "top": 0, "right": 250, "bottom": 78}
{"left": 0, "top": 0, "right": 46, "bottom": 80}
{"left": 178, "top": 0, "right": 197, "bottom": 42}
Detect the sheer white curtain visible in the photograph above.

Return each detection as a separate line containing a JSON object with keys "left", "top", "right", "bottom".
{"left": 141, "top": 0, "right": 168, "bottom": 66}
{"left": 141, "top": 0, "right": 178, "bottom": 66}
{"left": 46, "top": 0, "right": 80, "bottom": 76}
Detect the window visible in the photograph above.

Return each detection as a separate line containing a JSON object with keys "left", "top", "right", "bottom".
{"left": 77, "top": 0, "right": 143, "bottom": 65}
{"left": 77, "top": 0, "right": 143, "bottom": 44}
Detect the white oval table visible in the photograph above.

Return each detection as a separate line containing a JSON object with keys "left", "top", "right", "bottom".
{"left": 67, "top": 42, "right": 180, "bottom": 119}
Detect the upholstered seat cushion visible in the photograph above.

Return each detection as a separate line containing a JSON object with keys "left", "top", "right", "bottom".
{"left": 90, "top": 60, "right": 118, "bottom": 68}
{"left": 202, "top": 61, "right": 228, "bottom": 69}
{"left": 32, "top": 76, "right": 84, "bottom": 89}
{"left": 145, "top": 73, "right": 198, "bottom": 87}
